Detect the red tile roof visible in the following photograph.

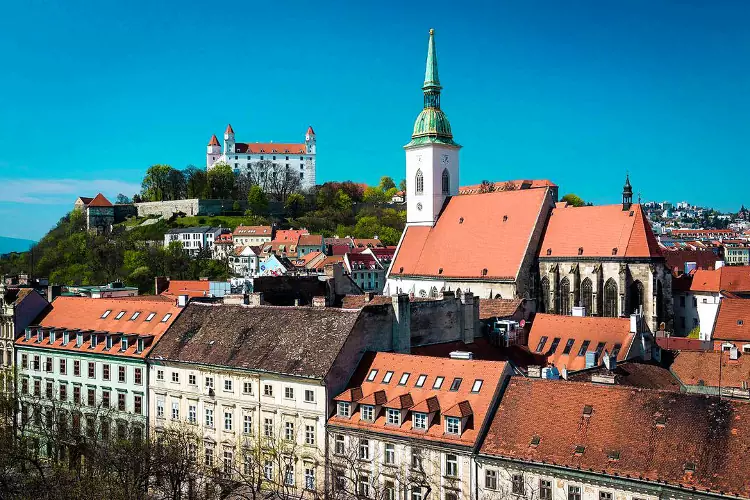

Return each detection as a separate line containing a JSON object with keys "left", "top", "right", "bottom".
{"left": 17, "top": 296, "right": 181, "bottom": 359}
{"left": 391, "top": 188, "right": 551, "bottom": 280}
{"left": 329, "top": 352, "right": 508, "bottom": 447}
{"left": 664, "top": 250, "right": 720, "bottom": 275}
{"left": 481, "top": 378, "right": 750, "bottom": 498}
{"left": 298, "top": 234, "right": 324, "bottom": 246}
{"left": 353, "top": 238, "right": 384, "bottom": 248}
{"left": 713, "top": 298, "right": 750, "bottom": 342}
{"left": 87, "top": 193, "right": 113, "bottom": 208}
{"left": 527, "top": 314, "right": 635, "bottom": 371}
{"left": 160, "top": 280, "right": 210, "bottom": 299}
{"left": 233, "top": 225, "right": 272, "bottom": 237}
{"left": 275, "top": 229, "right": 309, "bottom": 242}
{"left": 690, "top": 266, "right": 750, "bottom": 293}
{"left": 234, "top": 143, "right": 306, "bottom": 154}
{"left": 479, "top": 298, "right": 524, "bottom": 319}
{"left": 539, "top": 204, "right": 661, "bottom": 258}
{"left": 458, "top": 179, "right": 557, "bottom": 195}
{"left": 225, "top": 124, "right": 234, "bottom": 135}
{"left": 340, "top": 295, "right": 393, "bottom": 309}
{"left": 306, "top": 126, "right": 315, "bottom": 136}
{"left": 208, "top": 134, "right": 220, "bottom": 147}
{"left": 670, "top": 350, "right": 750, "bottom": 389}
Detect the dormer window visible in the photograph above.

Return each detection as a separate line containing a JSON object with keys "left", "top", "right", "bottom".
{"left": 76, "top": 333, "right": 82, "bottom": 347}
{"left": 36, "top": 329, "right": 43, "bottom": 343}
{"left": 360, "top": 405, "right": 374, "bottom": 422}
{"left": 25, "top": 329, "right": 32, "bottom": 341}
{"left": 445, "top": 417, "right": 460, "bottom": 435}
{"left": 386, "top": 408, "right": 401, "bottom": 426}
{"left": 136, "top": 338, "right": 144, "bottom": 353}
{"left": 105, "top": 336, "right": 113, "bottom": 350}
{"left": 91, "top": 335, "right": 98, "bottom": 349}
{"left": 101, "top": 310, "right": 111, "bottom": 319}
{"left": 62, "top": 331, "right": 69, "bottom": 345}
{"left": 114, "top": 311, "right": 126, "bottom": 320}
{"left": 48, "top": 330, "right": 55, "bottom": 344}
{"left": 121, "top": 338, "right": 128, "bottom": 352}
{"left": 337, "top": 402, "right": 351, "bottom": 418}
{"left": 413, "top": 412, "right": 428, "bottom": 430}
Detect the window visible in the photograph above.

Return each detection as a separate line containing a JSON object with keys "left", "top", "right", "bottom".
{"left": 305, "top": 424, "right": 315, "bottom": 445}
{"left": 134, "top": 395, "right": 142, "bottom": 415}
{"left": 361, "top": 405, "right": 374, "bottom": 421}
{"left": 535, "top": 336, "right": 548, "bottom": 353}
{"left": 413, "top": 412, "right": 427, "bottom": 430}
{"left": 282, "top": 421, "right": 294, "bottom": 440}
{"left": 205, "top": 408, "right": 214, "bottom": 428}
{"left": 385, "top": 480, "right": 396, "bottom": 500}
{"left": 243, "top": 414, "right": 253, "bottom": 434}
{"left": 539, "top": 479, "right": 552, "bottom": 500}
{"left": 548, "top": 337, "right": 561, "bottom": 355}
{"left": 359, "top": 439, "right": 370, "bottom": 460}
{"left": 449, "top": 377, "right": 462, "bottom": 391}
{"left": 433, "top": 376, "right": 444, "bottom": 389}
{"left": 264, "top": 384, "right": 273, "bottom": 396}
{"left": 485, "top": 469, "right": 498, "bottom": 490}
{"left": 224, "top": 411, "right": 233, "bottom": 431}
{"left": 118, "top": 366, "right": 126, "bottom": 383}
{"left": 446, "top": 416, "right": 460, "bottom": 434}
{"left": 398, "top": 372, "right": 410, "bottom": 385}
{"left": 415, "top": 374, "right": 427, "bottom": 387}
{"left": 72, "top": 359, "right": 80, "bottom": 376}
{"left": 304, "top": 389, "right": 314, "bottom": 402}
{"left": 102, "top": 390, "right": 110, "bottom": 408}
{"left": 411, "top": 487, "right": 423, "bottom": 500}
{"left": 337, "top": 402, "right": 351, "bottom": 418}
{"left": 188, "top": 404, "right": 196, "bottom": 424}
{"left": 562, "top": 338, "right": 576, "bottom": 354}
{"left": 512, "top": 473, "right": 525, "bottom": 495}
{"left": 223, "top": 450, "right": 233, "bottom": 475}
{"left": 441, "top": 169, "right": 450, "bottom": 194}
{"left": 87, "top": 388, "right": 95, "bottom": 406}
{"left": 264, "top": 460, "right": 273, "bottom": 480}
{"left": 383, "top": 443, "right": 396, "bottom": 464}
{"left": 359, "top": 475, "right": 370, "bottom": 497}
{"left": 115, "top": 311, "right": 126, "bottom": 320}
{"left": 383, "top": 371, "right": 394, "bottom": 383}
{"left": 59, "top": 358, "right": 66, "bottom": 375}
{"left": 172, "top": 372, "right": 179, "bottom": 383}
{"left": 188, "top": 374, "right": 197, "bottom": 386}
{"left": 101, "top": 310, "right": 111, "bottom": 319}
{"left": 205, "top": 446, "right": 214, "bottom": 467}
{"left": 45, "top": 380, "right": 53, "bottom": 398}
{"left": 101, "top": 363, "right": 110, "bottom": 380}
{"left": 445, "top": 453, "right": 458, "bottom": 477}
{"left": 577, "top": 340, "right": 591, "bottom": 357}
{"left": 264, "top": 417, "right": 273, "bottom": 437}
{"left": 603, "top": 279, "right": 618, "bottom": 317}
{"left": 243, "top": 381, "right": 253, "bottom": 394}
{"left": 59, "top": 384, "right": 67, "bottom": 401}
{"left": 73, "top": 385, "right": 80, "bottom": 403}
{"left": 568, "top": 485, "right": 581, "bottom": 500}
{"left": 161, "top": 313, "right": 172, "bottom": 323}
{"left": 386, "top": 408, "right": 401, "bottom": 426}
{"left": 334, "top": 434, "right": 345, "bottom": 455}
{"left": 599, "top": 492, "right": 613, "bottom": 500}
{"left": 304, "top": 466, "right": 315, "bottom": 490}
{"left": 594, "top": 341, "right": 606, "bottom": 358}
{"left": 115, "top": 392, "right": 125, "bottom": 411}
{"left": 134, "top": 368, "right": 142, "bottom": 385}
{"left": 205, "top": 376, "right": 214, "bottom": 389}
{"left": 415, "top": 169, "right": 424, "bottom": 195}
{"left": 145, "top": 312, "right": 156, "bottom": 322}
{"left": 33, "top": 379, "right": 40, "bottom": 396}
{"left": 156, "top": 369, "right": 164, "bottom": 381}
{"left": 44, "top": 357, "right": 52, "bottom": 372}
{"left": 471, "top": 379, "right": 483, "bottom": 393}
{"left": 411, "top": 448, "right": 423, "bottom": 469}
{"left": 367, "top": 369, "right": 378, "bottom": 381}
{"left": 224, "top": 379, "right": 233, "bottom": 391}
{"left": 284, "top": 386, "right": 294, "bottom": 399}
{"left": 33, "top": 355, "right": 40, "bottom": 370}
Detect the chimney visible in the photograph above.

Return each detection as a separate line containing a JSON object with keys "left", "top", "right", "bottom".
{"left": 247, "top": 292, "right": 264, "bottom": 306}
{"left": 715, "top": 260, "right": 725, "bottom": 269}
{"left": 572, "top": 306, "right": 585, "bottom": 317}
{"left": 449, "top": 351, "right": 473, "bottom": 360}
{"left": 460, "top": 291, "right": 478, "bottom": 344}
{"left": 155, "top": 276, "right": 169, "bottom": 295}
{"left": 392, "top": 294, "right": 411, "bottom": 353}
{"left": 312, "top": 296, "right": 326, "bottom": 308}
{"left": 47, "top": 285, "right": 62, "bottom": 303}
{"left": 223, "top": 294, "right": 248, "bottom": 305}
{"left": 294, "top": 298, "right": 300, "bottom": 306}
{"left": 364, "top": 292, "right": 374, "bottom": 303}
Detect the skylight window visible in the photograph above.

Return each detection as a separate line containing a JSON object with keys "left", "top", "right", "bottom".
{"left": 433, "top": 376, "right": 444, "bottom": 390}
{"left": 101, "top": 310, "right": 112, "bottom": 319}
{"left": 130, "top": 311, "right": 141, "bottom": 321}
{"left": 415, "top": 374, "right": 427, "bottom": 388}
{"left": 594, "top": 342, "right": 606, "bottom": 357}
{"left": 145, "top": 312, "right": 156, "bottom": 322}
{"left": 548, "top": 337, "right": 561, "bottom": 354}
{"left": 471, "top": 379, "right": 483, "bottom": 393}
{"left": 382, "top": 371, "right": 394, "bottom": 384}
{"left": 398, "top": 373, "right": 410, "bottom": 386}
{"left": 583, "top": 405, "right": 593, "bottom": 417}
{"left": 577, "top": 340, "right": 591, "bottom": 357}
{"left": 114, "top": 311, "right": 126, "bottom": 320}
{"left": 611, "top": 343, "right": 622, "bottom": 358}
{"left": 161, "top": 313, "right": 172, "bottom": 323}
{"left": 449, "top": 378, "right": 462, "bottom": 392}
{"left": 562, "top": 339, "right": 575, "bottom": 355}
{"left": 535, "top": 336, "right": 548, "bottom": 353}
{"left": 367, "top": 369, "right": 378, "bottom": 382}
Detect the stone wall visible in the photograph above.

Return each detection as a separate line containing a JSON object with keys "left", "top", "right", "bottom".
{"left": 134, "top": 199, "right": 229, "bottom": 218}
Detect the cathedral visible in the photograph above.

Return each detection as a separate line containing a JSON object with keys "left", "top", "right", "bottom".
{"left": 386, "top": 30, "right": 673, "bottom": 332}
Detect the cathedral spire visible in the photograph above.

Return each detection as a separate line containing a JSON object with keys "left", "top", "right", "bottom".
{"left": 622, "top": 174, "right": 633, "bottom": 211}
{"left": 423, "top": 28, "right": 441, "bottom": 94}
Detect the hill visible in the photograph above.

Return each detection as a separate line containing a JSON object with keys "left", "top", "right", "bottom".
{"left": 0, "top": 236, "right": 35, "bottom": 255}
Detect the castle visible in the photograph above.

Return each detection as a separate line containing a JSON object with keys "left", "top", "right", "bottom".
{"left": 206, "top": 124, "right": 317, "bottom": 190}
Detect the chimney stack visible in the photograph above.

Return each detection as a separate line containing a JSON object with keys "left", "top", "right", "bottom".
{"left": 312, "top": 296, "right": 326, "bottom": 308}
{"left": 392, "top": 294, "right": 411, "bottom": 353}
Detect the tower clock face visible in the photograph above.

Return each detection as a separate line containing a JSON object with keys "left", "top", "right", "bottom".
{"left": 441, "top": 154, "right": 450, "bottom": 164}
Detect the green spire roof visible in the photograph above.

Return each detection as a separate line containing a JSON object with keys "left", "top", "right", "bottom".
{"left": 406, "top": 29, "right": 459, "bottom": 149}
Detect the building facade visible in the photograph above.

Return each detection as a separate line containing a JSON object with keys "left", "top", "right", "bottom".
{"left": 233, "top": 225, "right": 273, "bottom": 247}
{"left": 164, "top": 227, "right": 228, "bottom": 256}
{"left": 0, "top": 284, "right": 49, "bottom": 377}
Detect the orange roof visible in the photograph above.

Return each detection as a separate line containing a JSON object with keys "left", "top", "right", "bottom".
{"left": 225, "top": 124, "right": 234, "bottom": 134}
{"left": 713, "top": 298, "right": 750, "bottom": 342}
{"left": 459, "top": 179, "right": 557, "bottom": 195}
{"left": 391, "top": 188, "right": 551, "bottom": 280}
{"left": 300, "top": 250, "right": 325, "bottom": 266}
{"left": 234, "top": 143, "right": 306, "bottom": 154}
{"left": 87, "top": 193, "right": 113, "bottom": 208}
{"left": 233, "top": 225, "right": 272, "bottom": 237}
{"left": 527, "top": 314, "right": 635, "bottom": 371}
{"left": 479, "top": 298, "right": 524, "bottom": 319}
{"left": 690, "top": 266, "right": 750, "bottom": 293}
{"left": 275, "top": 229, "right": 309, "bottom": 242}
{"left": 312, "top": 255, "right": 344, "bottom": 271}
{"left": 539, "top": 204, "right": 661, "bottom": 258}
{"left": 161, "top": 280, "right": 210, "bottom": 299}
{"left": 17, "top": 296, "right": 181, "bottom": 359}
{"left": 481, "top": 378, "right": 750, "bottom": 498}
{"left": 208, "top": 134, "right": 220, "bottom": 147}
{"left": 298, "top": 234, "right": 324, "bottom": 246}
{"left": 306, "top": 125, "right": 315, "bottom": 135}
{"left": 670, "top": 350, "right": 750, "bottom": 389}
{"left": 353, "top": 238, "right": 384, "bottom": 248}
{"left": 328, "top": 352, "right": 508, "bottom": 447}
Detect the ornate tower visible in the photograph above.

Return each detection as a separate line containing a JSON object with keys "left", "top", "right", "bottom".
{"left": 622, "top": 174, "right": 633, "bottom": 211}
{"left": 207, "top": 134, "right": 221, "bottom": 168}
{"left": 223, "top": 124, "right": 235, "bottom": 156}
{"left": 405, "top": 29, "right": 461, "bottom": 225}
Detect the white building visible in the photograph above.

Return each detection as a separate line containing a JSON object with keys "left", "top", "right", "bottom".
{"left": 164, "top": 227, "right": 228, "bottom": 256}
{"left": 233, "top": 225, "right": 273, "bottom": 247}
{"left": 228, "top": 246, "right": 260, "bottom": 277}
{"left": 207, "top": 125, "right": 317, "bottom": 191}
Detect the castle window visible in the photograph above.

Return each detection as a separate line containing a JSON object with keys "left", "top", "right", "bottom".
{"left": 441, "top": 169, "right": 450, "bottom": 195}
{"left": 415, "top": 169, "right": 424, "bottom": 195}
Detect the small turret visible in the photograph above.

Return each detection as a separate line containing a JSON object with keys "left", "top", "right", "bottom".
{"left": 622, "top": 174, "right": 633, "bottom": 211}
{"left": 223, "top": 124, "right": 235, "bottom": 155}
{"left": 206, "top": 134, "right": 221, "bottom": 168}
{"left": 305, "top": 125, "right": 316, "bottom": 154}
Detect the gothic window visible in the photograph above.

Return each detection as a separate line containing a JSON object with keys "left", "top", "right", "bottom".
{"left": 603, "top": 279, "right": 618, "bottom": 318}
{"left": 441, "top": 169, "right": 450, "bottom": 195}
{"left": 656, "top": 280, "right": 664, "bottom": 326}
{"left": 628, "top": 280, "right": 644, "bottom": 316}
{"left": 581, "top": 278, "right": 593, "bottom": 316}
{"left": 559, "top": 277, "right": 571, "bottom": 316}
{"left": 415, "top": 169, "right": 424, "bottom": 195}
{"left": 540, "top": 277, "right": 550, "bottom": 313}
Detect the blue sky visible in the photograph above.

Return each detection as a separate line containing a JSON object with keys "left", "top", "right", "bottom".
{"left": 1, "top": 0, "right": 748, "bottom": 239}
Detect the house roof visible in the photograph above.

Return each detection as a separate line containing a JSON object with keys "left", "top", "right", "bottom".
{"left": 713, "top": 298, "right": 750, "bottom": 342}
{"left": 478, "top": 298, "right": 524, "bottom": 319}
{"left": 353, "top": 238, "right": 384, "bottom": 248}
{"left": 670, "top": 350, "right": 750, "bottom": 389}
{"left": 165, "top": 226, "right": 215, "bottom": 235}
{"left": 390, "top": 188, "right": 551, "bottom": 280}
{"left": 149, "top": 302, "right": 362, "bottom": 378}
{"left": 233, "top": 225, "right": 272, "bottom": 237}
{"left": 16, "top": 296, "right": 181, "bottom": 359}
{"left": 539, "top": 204, "right": 661, "bottom": 258}
{"left": 76, "top": 196, "right": 93, "bottom": 205}
{"left": 234, "top": 143, "right": 306, "bottom": 155}
{"left": 300, "top": 250, "right": 325, "bottom": 267}
{"left": 87, "top": 193, "right": 113, "bottom": 208}
{"left": 160, "top": 280, "right": 211, "bottom": 298}
{"left": 664, "top": 250, "right": 719, "bottom": 275}
{"left": 481, "top": 378, "right": 750, "bottom": 498}
{"left": 690, "top": 267, "right": 750, "bottom": 293}
{"left": 458, "top": 179, "right": 557, "bottom": 195}
{"left": 341, "top": 295, "right": 393, "bottom": 309}
{"left": 298, "top": 234, "right": 324, "bottom": 246}
{"left": 566, "top": 361, "right": 681, "bottom": 391}
{"left": 328, "top": 352, "right": 508, "bottom": 447}
{"left": 275, "top": 229, "right": 309, "bottom": 242}
{"left": 527, "top": 314, "right": 635, "bottom": 372}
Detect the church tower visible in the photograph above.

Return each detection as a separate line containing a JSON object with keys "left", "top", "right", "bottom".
{"left": 622, "top": 174, "right": 633, "bottom": 211}
{"left": 405, "top": 29, "right": 461, "bottom": 225}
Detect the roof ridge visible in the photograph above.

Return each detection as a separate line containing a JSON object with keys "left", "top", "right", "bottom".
{"left": 517, "top": 376, "right": 717, "bottom": 397}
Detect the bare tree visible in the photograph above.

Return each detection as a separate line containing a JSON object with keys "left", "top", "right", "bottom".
{"left": 248, "top": 161, "right": 301, "bottom": 203}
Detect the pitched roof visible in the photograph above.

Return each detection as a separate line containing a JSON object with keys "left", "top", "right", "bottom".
{"left": 149, "top": 302, "right": 362, "bottom": 378}
{"left": 353, "top": 238, "right": 384, "bottom": 248}
{"left": 527, "top": 314, "right": 635, "bottom": 372}
{"left": 225, "top": 124, "right": 234, "bottom": 134}
{"left": 341, "top": 295, "right": 393, "bottom": 309}
{"left": 690, "top": 266, "right": 750, "bottom": 293}
{"left": 306, "top": 126, "right": 315, "bottom": 136}
{"left": 208, "top": 134, "right": 220, "bottom": 147}
{"left": 670, "top": 350, "right": 750, "bottom": 389}
{"left": 76, "top": 196, "right": 93, "bottom": 205}
{"left": 664, "top": 250, "right": 720, "bottom": 275}
{"left": 160, "top": 280, "right": 211, "bottom": 298}
{"left": 87, "top": 193, "right": 113, "bottom": 208}
{"left": 390, "top": 188, "right": 551, "bottom": 280}
{"left": 566, "top": 361, "right": 681, "bottom": 391}
{"left": 539, "top": 204, "right": 661, "bottom": 258}
{"left": 233, "top": 225, "right": 272, "bottom": 237}
{"left": 713, "top": 298, "right": 750, "bottom": 342}
{"left": 298, "top": 234, "right": 324, "bottom": 246}
{"left": 234, "top": 143, "right": 306, "bottom": 154}
{"left": 478, "top": 298, "right": 524, "bottom": 319}
{"left": 275, "top": 229, "right": 309, "bottom": 242}
{"left": 481, "top": 378, "right": 750, "bottom": 498}
{"left": 458, "top": 179, "right": 557, "bottom": 195}
{"left": 17, "top": 296, "right": 181, "bottom": 359}
{"left": 329, "top": 352, "right": 508, "bottom": 447}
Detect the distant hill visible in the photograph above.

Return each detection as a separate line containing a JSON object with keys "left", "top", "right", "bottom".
{"left": 0, "top": 236, "right": 35, "bottom": 255}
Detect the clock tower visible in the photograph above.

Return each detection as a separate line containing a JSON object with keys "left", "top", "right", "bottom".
{"left": 405, "top": 29, "right": 461, "bottom": 226}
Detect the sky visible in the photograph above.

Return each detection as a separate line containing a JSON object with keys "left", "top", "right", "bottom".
{"left": 1, "top": 0, "right": 749, "bottom": 240}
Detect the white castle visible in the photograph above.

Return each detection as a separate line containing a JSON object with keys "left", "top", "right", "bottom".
{"left": 206, "top": 124, "right": 317, "bottom": 190}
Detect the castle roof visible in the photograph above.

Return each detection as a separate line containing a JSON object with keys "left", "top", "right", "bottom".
{"left": 225, "top": 124, "right": 234, "bottom": 135}
{"left": 87, "top": 193, "right": 113, "bottom": 208}
{"left": 234, "top": 143, "right": 306, "bottom": 155}
{"left": 306, "top": 126, "right": 315, "bottom": 136}
{"left": 208, "top": 134, "right": 220, "bottom": 147}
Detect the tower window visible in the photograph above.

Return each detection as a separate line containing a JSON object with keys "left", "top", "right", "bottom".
{"left": 415, "top": 169, "right": 424, "bottom": 195}
{"left": 441, "top": 169, "right": 450, "bottom": 194}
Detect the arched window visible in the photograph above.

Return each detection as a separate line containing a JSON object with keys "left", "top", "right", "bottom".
{"left": 656, "top": 280, "right": 664, "bottom": 326}
{"left": 441, "top": 169, "right": 450, "bottom": 195}
{"left": 580, "top": 278, "right": 593, "bottom": 316}
{"left": 540, "top": 277, "right": 550, "bottom": 313}
{"left": 429, "top": 286, "right": 439, "bottom": 298}
{"left": 559, "top": 277, "right": 571, "bottom": 315}
{"left": 415, "top": 169, "right": 424, "bottom": 195}
{"left": 628, "top": 280, "right": 644, "bottom": 315}
{"left": 603, "top": 278, "right": 618, "bottom": 317}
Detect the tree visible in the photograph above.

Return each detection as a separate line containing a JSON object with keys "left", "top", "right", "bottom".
{"left": 115, "top": 193, "right": 131, "bottom": 204}
{"left": 561, "top": 193, "right": 586, "bottom": 207}
{"left": 285, "top": 193, "right": 306, "bottom": 219}
{"left": 379, "top": 176, "right": 396, "bottom": 191}
{"left": 398, "top": 179, "right": 406, "bottom": 192}
{"left": 363, "top": 187, "right": 388, "bottom": 205}
{"left": 141, "top": 164, "right": 173, "bottom": 201}
{"left": 479, "top": 180, "right": 496, "bottom": 193}
{"left": 247, "top": 160, "right": 301, "bottom": 202}
{"left": 247, "top": 186, "right": 269, "bottom": 216}
{"left": 207, "top": 162, "right": 235, "bottom": 199}
{"left": 184, "top": 165, "right": 209, "bottom": 199}
{"left": 335, "top": 190, "right": 353, "bottom": 212}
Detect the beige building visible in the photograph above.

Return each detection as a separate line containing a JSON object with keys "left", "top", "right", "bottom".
{"left": 0, "top": 282, "right": 48, "bottom": 378}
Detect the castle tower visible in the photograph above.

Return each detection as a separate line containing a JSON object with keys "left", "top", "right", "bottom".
{"left": 223, "top": 124, "right": 235, "bottom": 156}
{"left": 622, "top": 174, "right": 633, "bottom": 211}
{"left": 305, "top": 126, "right": 316, "bottom": 155}
{"left": 207, "top": 134, "right": 221, "bottom": 168}
{"left": 405, "top": 29, "right": 461, "bottom": 225}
